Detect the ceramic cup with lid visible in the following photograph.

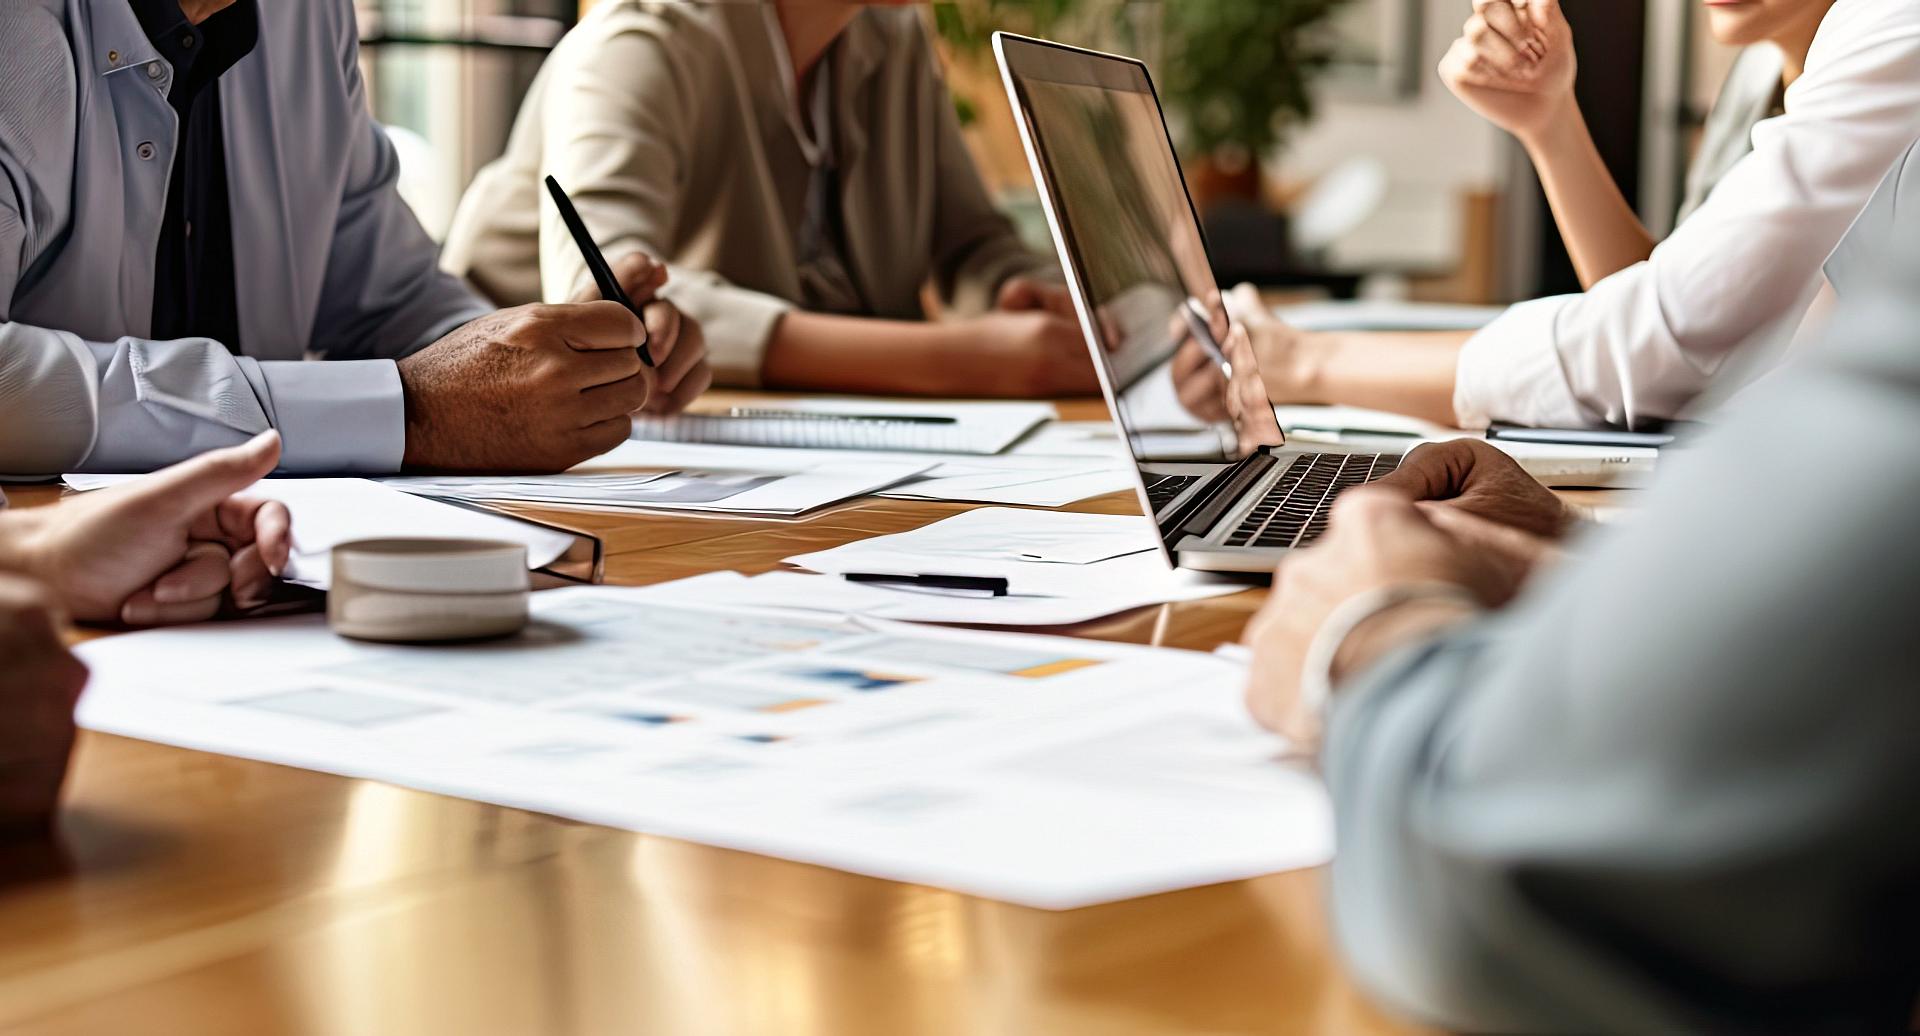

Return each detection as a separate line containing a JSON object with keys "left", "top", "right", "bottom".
{"left": 328, "top": 538, "right": 530, "bottom": 643}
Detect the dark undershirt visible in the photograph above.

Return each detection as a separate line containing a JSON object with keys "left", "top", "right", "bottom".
{"left": 126, "top": 0, "right": 258, "bottom": 353}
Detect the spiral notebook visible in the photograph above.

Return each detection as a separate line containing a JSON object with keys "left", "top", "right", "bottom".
{"left": 629, "top": 400, "right": 1056, "bottom": 455}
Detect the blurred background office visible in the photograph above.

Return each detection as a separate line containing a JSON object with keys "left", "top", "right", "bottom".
{"left": 352, "top": 0, "right": 1752, "bottom": 308}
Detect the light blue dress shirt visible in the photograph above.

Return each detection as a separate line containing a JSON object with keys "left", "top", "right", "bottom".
{"left": 1322, "top": 157, "right": 1920, "bottom": 1030}
{"left": 0, "top": 0, "right": 491, "bottom": 475}
{"left": 1825, "top": 136, "right": 1920, "bottom": 298}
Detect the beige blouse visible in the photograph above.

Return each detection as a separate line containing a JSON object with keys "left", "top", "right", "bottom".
{"left": 440, "top": 2, "right": 1054, "bottom": 386}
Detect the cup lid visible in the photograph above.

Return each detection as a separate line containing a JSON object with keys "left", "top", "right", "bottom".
{"left": 331, "top": 538, "right": 530, "bottom": 594}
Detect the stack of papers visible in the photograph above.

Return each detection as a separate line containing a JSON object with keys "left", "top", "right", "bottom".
{"left": 61, "top": 476, "right": 575, "bottom": 589}
{"left": 75, "top": 589, "right": 1330, "bottom": 908}
{"left": 583, "top": 432, "right": 1138, "bottom": 509}
{"left": 631, "top": 400, "right": 1056, "bottom": 455}
{"left": 385, "top": 460, "right": 931, "bottom": 518}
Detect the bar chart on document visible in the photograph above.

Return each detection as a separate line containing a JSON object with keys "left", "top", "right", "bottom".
{"left": 76, "top": 589, "right": 1332, "bottom": 908}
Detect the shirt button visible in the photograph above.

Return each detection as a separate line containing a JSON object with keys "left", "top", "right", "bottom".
{"left": 107, "top": 49, "right": 121, "bottom": 65}
{"left": 136, "top": 142, "right": 156, "bottom": 161}
{"left": 181, "top": 35, "right": 195, "bottom": 49}
{"left": 146, "top": 62, "right": 163, "bottom": 80}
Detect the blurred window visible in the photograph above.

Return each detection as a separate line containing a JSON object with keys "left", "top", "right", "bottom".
{"left": 353, "top": 0, "right": 573, "bottom": 236}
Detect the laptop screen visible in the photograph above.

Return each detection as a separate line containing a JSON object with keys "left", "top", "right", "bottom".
{"left": 998, "top": 35, "right": 1284, "bottom": 481}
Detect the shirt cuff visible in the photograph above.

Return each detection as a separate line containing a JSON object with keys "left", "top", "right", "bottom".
{"left": 1452, "top": 295, "right": 1589, "bottom": 429}
{"left": 256, "top": 360, "right": 406, "bottom": 473}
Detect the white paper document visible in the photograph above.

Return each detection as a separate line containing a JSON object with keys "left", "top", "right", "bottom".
{"left": 779, "top": 509, "right": 1245, "bottom": 615}
{"left": 75, "top": 589, "right": 1332, "bottom": 908}
{"left": 630, "top": 400, "right": 1056, "bottom": 455}
{"left": 385, "top": 461, "right": 931, "bottom": 518}
{"left": 644, "top": 569, "right": 1242, "bottom": 627}
{"left": 1001, "top": 421, "right": 1131, "bottom": 459}
{"left": 795, "top": 506, "right": 1157, "bottom": 566}
{"left": 593, "top": 434, "right": 1134, "bottom": 508}
{"left": 60, "top": 476, "right": 575, "bottom": 588}
{"left": 879, "top": 463, "right": 1135, "bottom": 508}
{"left": 381, "top": 471, "right": 678, "bottom": 507}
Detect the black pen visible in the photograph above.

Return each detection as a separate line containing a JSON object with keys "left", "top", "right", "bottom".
{"left": 843, "top": 572, "right": 1011, "bottom": 596}
{"left": 543, "top": 175, "right": 655, "bottom": 368}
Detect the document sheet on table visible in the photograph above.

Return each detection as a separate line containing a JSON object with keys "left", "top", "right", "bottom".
{"left": 61, "top": 475, "right": 576, "bottom": 588}
{"left": 383, "top": 460, "right": 932, "bottom": 517}
{"left": 75, "top": 589, "right": 1331, "bottom": 909}
{"left": 630, "top": 400, "right": 1056, "bottom": 455}
{"left": 588, "top": 427, "right": 1138, "bottom": 508}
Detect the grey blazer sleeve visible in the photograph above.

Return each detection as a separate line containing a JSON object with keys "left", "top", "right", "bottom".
{"left": 0, "top": 12, "right": 100, "bottom": 476}
{"left": 0, "top": 146, "right": 426, "bottom": 477}
{"left": 1322, "top": 280, "right": 1920, "bottom": 1032}
{"left": 0, "top": 6, "right": 487, "bottom": 477}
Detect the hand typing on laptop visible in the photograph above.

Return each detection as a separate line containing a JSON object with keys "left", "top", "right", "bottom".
{"left": 1372, "top": 438, "right": 1575, "bottom": 539}
{"left": 1241, "top": 442, "right": 1569, "bottom": 745}
{"left": 1241, "top": 490, "right": 1490, "bottom": 744}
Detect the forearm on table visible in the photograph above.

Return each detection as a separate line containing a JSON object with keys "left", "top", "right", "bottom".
{"left": 0, "top": 509, "right": 48, "bottom": 578}
{"left": 941, "top": 245, "right": 1055, "bottom": 317}
{"left": 761, "top": 312, "right": 963, "bottom": 396}
{"left": 1522, "top": 102, "right": 1656, "bottom": 289}
{"left": 1295, "top": 330, "right": 1469, "bottom": 427}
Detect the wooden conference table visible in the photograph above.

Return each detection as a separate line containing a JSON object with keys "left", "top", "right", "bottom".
{"left": 0, "top": 394, "right": 1614, "bottom": 1035}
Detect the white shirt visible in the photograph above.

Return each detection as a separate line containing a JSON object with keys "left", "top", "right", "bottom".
{"left": 1453, "top": 0, "right": 1920, "bottom": 430}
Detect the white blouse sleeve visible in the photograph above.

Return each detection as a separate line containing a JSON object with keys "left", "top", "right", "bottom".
{"left": 1452, "top": 0, "right": 1920, "bottom": 430}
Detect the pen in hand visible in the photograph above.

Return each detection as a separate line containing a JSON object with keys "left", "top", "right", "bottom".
{"left": 544, "top": 175, "right": 656, "bottom": 369}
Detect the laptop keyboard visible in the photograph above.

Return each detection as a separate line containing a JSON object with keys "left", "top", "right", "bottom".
{"left": 1143, "top": 473, "right": 1202, "bottom": 511}
{"left": 1225, "top": 453, "right": 1402, "bottom": 549}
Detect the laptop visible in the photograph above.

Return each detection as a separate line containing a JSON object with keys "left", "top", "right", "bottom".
{"left": 995, "top": 32, "right": 1403, "bottom": 574}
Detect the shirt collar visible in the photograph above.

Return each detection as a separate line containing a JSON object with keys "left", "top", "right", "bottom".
{"left": 89, "top": 0, "right": 164, "bottom": 79}
{"left": 761, "top": 5, "right": 835, "bottom": 168}
{"left": 123, "top": 0, "right": 259, "bottom": 94}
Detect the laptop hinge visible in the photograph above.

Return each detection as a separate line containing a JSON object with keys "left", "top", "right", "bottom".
{"left": 1158, "top": 447, "right": 1275, "bottom": 542}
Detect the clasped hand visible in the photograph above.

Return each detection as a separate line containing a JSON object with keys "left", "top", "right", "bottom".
{"left": 1440, "top": 0, "right": 1577, "bottom": 143}
{"left": 1242, "top": 440, "right": 1571, "bottom": 747}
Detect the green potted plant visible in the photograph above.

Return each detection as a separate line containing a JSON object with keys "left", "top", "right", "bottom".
{"left": 931, "top": 0, "right": 1350, "bottom": 205}
{"left": 1158, "top": 0, "right": 1350, "bottom": 206}
{"left": 929, "top": 0, "right": 1116, "bottom": 129}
